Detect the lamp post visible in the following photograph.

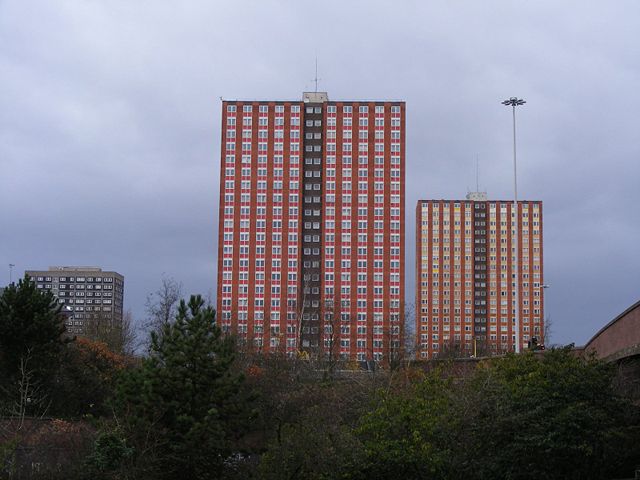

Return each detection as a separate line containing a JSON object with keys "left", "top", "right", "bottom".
{"left": 9, "top": 263, "right": 15, "bottom": 285}
{"left": 502, "top": 97, "right": 526, "bottom": 353}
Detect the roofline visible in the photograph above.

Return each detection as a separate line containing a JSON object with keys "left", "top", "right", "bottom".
{"left": 25, "top": 269, "right": 124, "bottom": 277}
{"left": 583, "top": 298, "right": 640, "bottom": 350}
{"left": 220, "top": 98, "right": 406, "bottom": 104}
{"left": 417, "top": 199, "right": 543, "bottom": 204}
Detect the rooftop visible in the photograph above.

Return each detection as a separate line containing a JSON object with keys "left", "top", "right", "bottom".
{"left": 47, "top": 266, "right": 103, "bottom": 272}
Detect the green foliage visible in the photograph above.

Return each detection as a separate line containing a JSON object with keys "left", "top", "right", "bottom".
{"left": 114, "top": 295, "right": 250, "bottom": 479}
{"left": 354, "top": 348, "right": 640, "bottom": 480}
{"left": 0, "top": 275, "right": 129, "bottom": 419}
{"left": 83, "top": 430, "right": 133, "bottom": 478}
{"left": 357, "top": 371, "right": 455, "bottom": 480}
{"left": 0, "top": 274, "right": 68, "bottom": 380}
{"left": 0, "top": 438, "right": 18, "bottom": 477}
{"left": 1, "top": 278, "right": 637, "bottom": 479}
{"left": 51, "top": 338, "right": 128, "bottom": 418}
{"left": 259, "top": 419, "right": 364, "bottom": 480}
{"left": 455, "top": 348, "right": 640, "bottom": 479}
{"left": 257, "top": 381, "right": 369, "bottom": 480}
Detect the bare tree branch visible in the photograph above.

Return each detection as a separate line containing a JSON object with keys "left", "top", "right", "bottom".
{"left": 143, "top": 276, "right": 183, "bottom": 340}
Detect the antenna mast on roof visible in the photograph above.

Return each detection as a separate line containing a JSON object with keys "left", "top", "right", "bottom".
{"left": 314, "top": 57, "right": 319, "bottom": 93}
{"left": 476, "top": 154, "right": 479, "bottom": 192}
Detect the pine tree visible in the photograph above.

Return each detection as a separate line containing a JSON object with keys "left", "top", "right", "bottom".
{"left": 0, "top": 274, "right": 68, "bottom": 381}
{"left": 114, "top": 295, "right": 249, "bottom": 479}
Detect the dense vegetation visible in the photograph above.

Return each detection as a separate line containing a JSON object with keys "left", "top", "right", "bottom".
{"left": 1, "top": 276, "right": 639, "bottom": 479}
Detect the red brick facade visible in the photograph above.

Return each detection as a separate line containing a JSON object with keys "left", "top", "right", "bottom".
{"left": 217, "top": 95, "right": 405, "bottom": 361}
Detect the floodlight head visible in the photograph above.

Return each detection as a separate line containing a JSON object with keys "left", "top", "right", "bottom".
{"left": 502, "top": 97, "right": 526, "bottom": 107}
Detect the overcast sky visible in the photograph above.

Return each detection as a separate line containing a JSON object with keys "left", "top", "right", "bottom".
{"left": 2, "top": 0, "right": 639, "bottom": 346}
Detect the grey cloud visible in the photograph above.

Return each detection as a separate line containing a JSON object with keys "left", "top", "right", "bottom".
{"left": 2, "top": 0, "right": 639, "bottom": 346}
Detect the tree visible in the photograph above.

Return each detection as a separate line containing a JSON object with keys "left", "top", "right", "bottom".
{"left": 357, "top": 370, "right": 453, "bottom": 480}
{"left": 258, "top": 402, "right": 366, "bottom": 480}
{"left": 254, "top": 366, "right": 375, "bottom": 480}
{"left": 0, "top": 275, "right": 68, "bottom": 382}
{"left": 114, "top": 295, "right": 251, "bottom": 479}
{"left": 83, "top": 308, "right": 137, "bottom": 356}
{"left": 119, "top": 309, "right": 137, "bottom": 356}
{"left": 319, "top": 297, "right": 341, "bottom": 379}
{"left": 402, "top": 302, "right": 417, "bottom": 363}
{"left": 386, "top": 314, "right": 407, "bottom": 371}
{"left": 355, "top": 348, "right": 640, "bottom": 480}
{"left": 51, "top": 337, "right": 129, "bottom": 418}
{"left": 454, "top": 348, "right": 640, "bottom": 479}
{"left": 542, "top": 311, "right": 553, "bottom": 346}
{"left": 1, "top": 349, "right": 51, "bottom": 426}
{"left": 143, "top": 276, "right": 182, "bottom": 334}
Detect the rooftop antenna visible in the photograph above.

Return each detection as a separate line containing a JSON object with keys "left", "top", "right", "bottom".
{"left": 314, "top": 57, "right": 321, "bottom": 93}
{"left": 476, "top": 154, "right": 480, "bottom": 192}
